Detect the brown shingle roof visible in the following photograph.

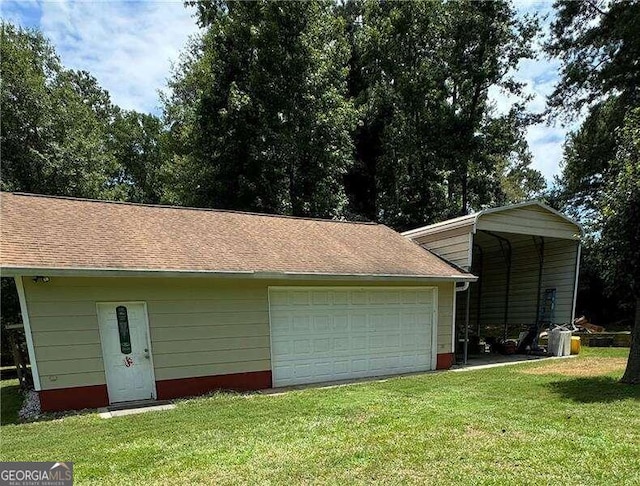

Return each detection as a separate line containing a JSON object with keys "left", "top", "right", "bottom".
{"left": 0, "top": 192, "right": 472, "bottom": 279}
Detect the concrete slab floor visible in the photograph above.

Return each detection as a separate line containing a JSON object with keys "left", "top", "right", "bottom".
{"left": 451, "top": 354, "right": 577, "bottom": 372}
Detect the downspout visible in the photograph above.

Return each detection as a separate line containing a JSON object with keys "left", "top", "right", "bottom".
{"left": 456, "top": 281, "right": 471, "bottom": 365}
{"left": 456, "top": 282, "right": 470, "bottom": 292}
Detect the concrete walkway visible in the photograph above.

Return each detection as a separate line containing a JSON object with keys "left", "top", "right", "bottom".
{"left": 99, "top": 402, "right": 175, "bottom": 419}
{"left": 451, "top": 354, "right": 577, "bottom": 372}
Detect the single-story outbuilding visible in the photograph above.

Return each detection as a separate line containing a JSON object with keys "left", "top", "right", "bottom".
{"left": 403, "top": 201, "right": 582, "bottom": 362}
{"left": 0, "top": 192, "right": 475, "bottom": 411}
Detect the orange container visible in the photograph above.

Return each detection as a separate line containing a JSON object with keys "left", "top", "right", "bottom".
{"left": 571, "top": 336, "right": 581, "bottom": 355}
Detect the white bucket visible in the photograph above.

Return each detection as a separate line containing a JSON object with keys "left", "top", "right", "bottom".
{"left": 548, "top": 329, "right": 572, "bottom": 357}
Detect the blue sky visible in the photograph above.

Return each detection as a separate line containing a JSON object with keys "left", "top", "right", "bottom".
{"left": 1, "top": 0, "right": 576, "bottom": 183}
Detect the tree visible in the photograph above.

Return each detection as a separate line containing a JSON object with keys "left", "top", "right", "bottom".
{"left": 555, "top": 97, "right": 627, "bottom": 212}
{"left": 1, "top": 23, "right": 118, "bottom": 198}
{"left": 108, "top": 110, "right": 171, "bottom": 204}
{"left": 1, "top": 22, "right": 170, "bottom": 203}
{"left": 547, "top": 0, "right": 640, "bottom": 383}
{"left": 594, "top": 109, "right": 640, "bottom": 383}
{"left": 341, "top": 0, "right": 544, "bottom": 230}
{"left": 547, "top": 0, "right": 640, "bottom": 114}
{"left": 165, "top": 1, "right": 356, "bottom": 218}
{"left": 546, "top": 0, "right": 640, "bottom": 210}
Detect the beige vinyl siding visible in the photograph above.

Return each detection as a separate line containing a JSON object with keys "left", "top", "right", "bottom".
{"left": 456, "top": 233, "right": 578, "bottom": 336}
{"left": 22, "top": 276, "right": 455, "bottom": 390}
{"left": 414, "top": 226, "right": 472, "bottom": 270}
{"left": 477, "top": 205, "right": 580, "bottom": 239}
{"left": 437, "top": 283, "right": 455, "bottom": 354}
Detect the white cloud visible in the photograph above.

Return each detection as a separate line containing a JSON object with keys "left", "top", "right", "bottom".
{"left": 525, "top": 124, "right": 566, "bottom": 182}
{"left": 4, "top": 0, "right": 201, "bottom": 114}
{"left": 489, "top": 60, "right": 567, "bottom": 182}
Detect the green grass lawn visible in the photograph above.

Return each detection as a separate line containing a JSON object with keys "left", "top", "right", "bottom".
{"left": 1, "top": 348, "right": 639, "bottom": 485}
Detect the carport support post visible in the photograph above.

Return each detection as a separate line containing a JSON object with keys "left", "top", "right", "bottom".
{"left": 464, "top": 285, "right": 471, "bottom": 364}
{"left": 534, "top": 236, "right": 545, "bottom": 326}
{"left": 502, "top": 242, "right": 512, "bottom": 340}
{"left": 473, "top": 244, "right": 483, "bottom": 336}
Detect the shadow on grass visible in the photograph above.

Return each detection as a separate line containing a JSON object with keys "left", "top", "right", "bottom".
{"left": 1, "top": 381, "right": 23, "bottom": 425}
{"left": 548, "top": 376, "right": 640, "bottom": 403}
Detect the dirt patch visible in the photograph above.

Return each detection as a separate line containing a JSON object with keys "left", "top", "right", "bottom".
{"left": 520, "top": 358, "right": 627, "bottom": 377}
{"left": 464, "top": 425, "right": 492, "bottom": 439}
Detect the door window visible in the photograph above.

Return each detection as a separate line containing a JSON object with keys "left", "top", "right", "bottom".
{"left": 116, "top": 305, "right": 132, "bottom": 354}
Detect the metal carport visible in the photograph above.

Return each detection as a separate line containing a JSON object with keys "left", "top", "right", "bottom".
{"left": 403, "top": 201, "right": 582, "bottom": 363}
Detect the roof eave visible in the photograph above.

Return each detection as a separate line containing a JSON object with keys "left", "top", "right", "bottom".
{"left": 401, "top": 215, "right": 476, "bottom": 239}
{"left": 1, "top": 266, "right": 477, "bottom": 282}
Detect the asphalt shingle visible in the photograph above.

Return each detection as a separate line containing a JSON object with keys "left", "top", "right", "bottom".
{"left": 0, "top": 192, "right": 471, "bottom": 279}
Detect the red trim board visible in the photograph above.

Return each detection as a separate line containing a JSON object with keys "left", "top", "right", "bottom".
{"left": 156, "top": 370, "right": 272, "bottom": 400}
{"left": 436, "top": 353, "right": 455, "bottom": 369}
{"left": 38, "top": 370, "right": 273, "bottom": 412}
{"left": 39, "top": 384, "right": 109, "bottom": 412}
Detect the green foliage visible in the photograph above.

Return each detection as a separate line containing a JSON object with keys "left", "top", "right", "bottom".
{"left": 0, "top": 23, "right": 169, "bottom": 203}
{"left": 549, "top": 1, "right": 640, "bottom": 213}
{"left": 1, "top": 24, "right": 116, "bottom": 197}
{"left": 0, "top": 278, "right": 21, "bottom": 367}
{"left": 558, "top": 97, "right": 627, "bottom": 211}
{"left": 340, "top": 0, "right": 544, "bottom": 229}
{"left": 167, "top": 1, "right": 357, "bottom": 217}
{"left": 166, "top": 1, "right": 545, "bottom": 226}
{"left": 0, "top": 24, "right": 173, "bottom": 357}
{"left": 0, "top": 379, "right": 22, "bottom": 425}
{"left": 108, "top": 111, "right": 172, "bottom": 204}
{"left": 3, "top": 5, "right": 548, "bottom": 229}
{"left": 547, "top": 0, "right": 640, "bottom": 114}
{"left": 594, "top": 108, "right": 640, "bottom": 298}
{"left": 549, "top": 1, "right": 640, "bottom": 302}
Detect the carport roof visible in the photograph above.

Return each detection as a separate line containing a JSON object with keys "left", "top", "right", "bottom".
{"left": 0, "top": 192, "right": 475, "bottom": 280}
{"left": 402, "top": 201, "right": 583, "bottom": 240}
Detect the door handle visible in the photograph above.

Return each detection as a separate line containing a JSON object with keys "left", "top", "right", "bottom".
{"left": 144, "top": 348, "right": 150, "bottom": 359}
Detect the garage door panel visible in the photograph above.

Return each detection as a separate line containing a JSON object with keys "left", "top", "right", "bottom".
{"left": 311, "top": 291, "right": 329, "bottom": 305}
{"left": 291, "top": 291, "right": 311, "bottom": 306}
{"left": 402, "top": 291, "right": 418, "bottom": 304}
{"left": 270, "top": 287, "right": 436, "bottom": 387}
{"left": 293, "top": 316, "right": 311, "bottom": 332}
{"left": 294, "top": 339, "right": 312, "bottom": 354}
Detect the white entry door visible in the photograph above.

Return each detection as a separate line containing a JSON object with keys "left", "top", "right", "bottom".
{"left": 269, "top": 287, "right": 437, "bottom": 387}
{"left": 97, "top": 302, "right": 156, "bottom": 403}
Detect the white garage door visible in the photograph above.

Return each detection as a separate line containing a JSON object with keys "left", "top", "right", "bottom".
{"left": 269, "top": 287, "right": 437, "bottom": 387}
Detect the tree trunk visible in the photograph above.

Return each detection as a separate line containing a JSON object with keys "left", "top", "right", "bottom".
{"left": 620, "top": 296, "right": 640, "bottom": 384}
{"left": 461, "top": 164, "right": 468, "bottom": 216}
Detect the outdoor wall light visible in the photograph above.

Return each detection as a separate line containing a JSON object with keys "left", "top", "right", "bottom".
{"left": 32, "top": 276, "right": 50, "bottom": 283}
